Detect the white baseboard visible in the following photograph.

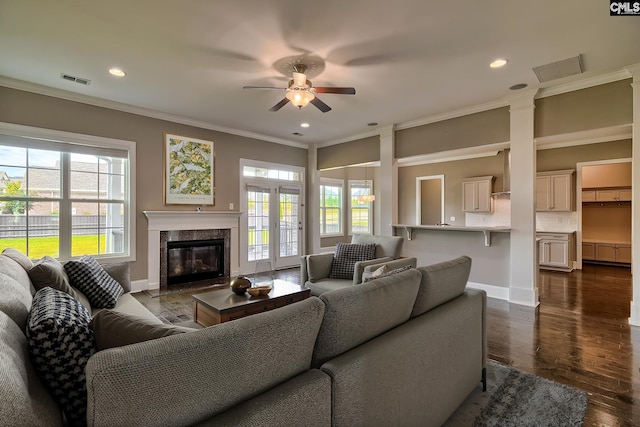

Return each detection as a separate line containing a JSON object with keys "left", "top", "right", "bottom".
{"left": 467, "top": 281, "right": 510, "bottom": 301}
{"left": 130, "top": 279, "right": 150, "bottom": 293}
{"left": 630, "top": 301, "right": 640, "bottom": 326}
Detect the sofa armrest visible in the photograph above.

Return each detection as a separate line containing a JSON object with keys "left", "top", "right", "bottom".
{"left": 305, "top": 253, "right": 334, "bottom": 282}
{"left": 353, "top": 257, "right": 392, "bottom": 285}
{"left": 85, "top": 297, "right": 326, "bottom": 427}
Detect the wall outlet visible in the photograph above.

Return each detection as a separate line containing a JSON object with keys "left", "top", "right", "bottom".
{"left": 229, "top": 202, "right": 234, "bottom": 210}
{"left": 450, "top": 216, "right": 456, "bottom": 222}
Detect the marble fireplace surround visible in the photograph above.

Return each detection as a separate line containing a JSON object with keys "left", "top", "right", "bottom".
{"left": 143, "top": 211, "right": 241, "bottom": 290}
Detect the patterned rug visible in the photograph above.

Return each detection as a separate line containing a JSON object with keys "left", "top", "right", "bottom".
{"left": 444, "top": 361, "right": 588, "bottom": 427}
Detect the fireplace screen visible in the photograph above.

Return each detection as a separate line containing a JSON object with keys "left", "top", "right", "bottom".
{"left": 167, "top": 238, "right": 224, "bottom": 286}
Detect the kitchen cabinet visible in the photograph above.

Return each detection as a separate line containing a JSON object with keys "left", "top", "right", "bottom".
{"left": 536, "top": 170, "right": 573, "bottom": 212}
{"left": 462, "top": 176, "right": 493, "bottom": 212}
{"left": 537, "top": 232, "right": 575, "bottom": 271}
{"left": 583, "top": 188, "right": 631, "bottom": 203}
{"left": 584, "top": 241, "right": 631, "bottom": 264}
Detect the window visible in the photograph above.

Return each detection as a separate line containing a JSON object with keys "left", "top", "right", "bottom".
{"left": 349, "top": 180, "right": 373, "bottom": 234}
{"left": 0, "top": 123, "right": 135, "bottom": 261}
{"left": 320, "top": 178, "right": 343, "bottom": 236}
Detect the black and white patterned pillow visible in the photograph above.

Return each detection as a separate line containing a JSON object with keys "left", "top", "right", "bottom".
{"left": 329, "top": 242, "right": 377, "bottom": 280}
{"left": 26, "top": 287, "right": 96, "bottom": 427}
{"left": 64, "top": 256, "right": 123, "bottom": 309}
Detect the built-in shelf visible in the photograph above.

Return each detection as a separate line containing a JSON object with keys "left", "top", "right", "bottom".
{"left": 391, "top": 224, "right": 511, "bottom": 247}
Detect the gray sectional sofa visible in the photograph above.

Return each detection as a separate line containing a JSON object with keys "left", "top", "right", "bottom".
{"left": 1, "top": 252, "right": 486, "bottom": 427}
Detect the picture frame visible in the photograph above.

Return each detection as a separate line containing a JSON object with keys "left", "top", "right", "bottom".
{"left": 164, "top": 133, "right": 215, "bottom": 205}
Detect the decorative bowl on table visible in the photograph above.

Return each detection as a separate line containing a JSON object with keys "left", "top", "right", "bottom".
{"left": 247, "top": 285, "right": 272, "bottom": 297}
{"left": 230, "top": 276, "right": 251, "bottom": 295}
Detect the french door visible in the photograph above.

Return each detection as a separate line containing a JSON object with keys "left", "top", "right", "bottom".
{"left": 242, "top": 181, "right": 303, "bottom": 272}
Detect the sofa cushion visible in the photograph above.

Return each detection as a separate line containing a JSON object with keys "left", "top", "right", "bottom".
{"left": 329, "top": 242, "right": 376, "bottom": 280}
{"left": 101, "top": 262, "right": 131, "bottom": 293}
{"left": 0, "top": 311, "right": 63, "bottom": 427}
{"left": 312, "top": 268, "right": 422, "bottom": 367}
{"left": 26, "top": 287, "right": 96, "bottom": 427}
{"left": 28, "top": 256, "right": 77, "bottom": 298}
{"left": 412, "top": 255, "right": 472, "bottom": 317}
{"left": 0, "top": 274, "right": 33, "bottom": 331}
{"left": 0, "top": 254, "right": 34, "bottom": 292}
{"left": 90, "top": 310, "right": 191, "bottom": 351}
{"left": 2, "top": 248, "right": 34, "bottom": 271}
{"left": 64, "top": 256, "right": 123, "bottom": 308}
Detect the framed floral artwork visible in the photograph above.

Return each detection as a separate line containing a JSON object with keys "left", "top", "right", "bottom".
{"left": 164, "top": 133, "right": 215, "bottom": 205}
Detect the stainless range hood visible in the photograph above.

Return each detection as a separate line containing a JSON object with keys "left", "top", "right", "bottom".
{"left": 492, "top": 149, "right": 510, "bottom": 196}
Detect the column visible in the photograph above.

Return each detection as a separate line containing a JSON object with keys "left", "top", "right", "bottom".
{"left": 508, "top": 89, "right": 539, "bottom": 307}
{"left": 379, "top": 125, "right": 398, "bottom": 236}
{"left": 627, "top": 65, "right": 640, "bottom": 326}
{"left": 307, "top": 144, "right": 322, "bottom": 254}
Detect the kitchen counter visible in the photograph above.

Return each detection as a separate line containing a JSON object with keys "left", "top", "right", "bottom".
{"left": 392, "top": 224, "right": 510, "bottom": 246}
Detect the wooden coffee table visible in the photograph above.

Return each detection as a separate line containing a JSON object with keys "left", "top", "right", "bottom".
{"left": 192, "top": 280, "right": 311, "bottom": 327}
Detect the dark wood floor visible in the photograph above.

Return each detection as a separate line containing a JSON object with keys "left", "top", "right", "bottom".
{"left": 133, "top": 264, "right": 639, "bottom": 426}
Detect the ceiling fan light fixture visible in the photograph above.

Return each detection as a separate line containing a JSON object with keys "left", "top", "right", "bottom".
{"left": 286, "top": 89, "right": 315, "bottom": 108}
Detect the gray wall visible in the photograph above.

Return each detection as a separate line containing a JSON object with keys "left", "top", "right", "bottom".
{"left": 534, "top": 79, "right": 632, "bottom": 137}
{"left": 395, "top": 107, "right": 510, "bottom": 158}
{"left": 318, "top": 135, "right": 379, "bottom": 170}
{"left": 0, "top": 86, "right": 308, "bottom": 281}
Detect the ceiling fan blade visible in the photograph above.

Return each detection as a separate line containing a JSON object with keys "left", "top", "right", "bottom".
{"left": 310, "top": 97, "right": 332, "bottom": 113}
{"left": 314, "top": 87, "right": 356, "bottom": 95}
{"left": 269, "top": 98, "right": 290, "bottom": 112}
{"left": 243, "top": 86, "right": 285, "bottom": 90}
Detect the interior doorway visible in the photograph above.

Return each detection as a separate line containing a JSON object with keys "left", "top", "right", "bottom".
{"left": 576, "top": 158, "right": 632, "bottom": 270}
{"left": 416, "top": 175, "right": 444, "bottom": 225}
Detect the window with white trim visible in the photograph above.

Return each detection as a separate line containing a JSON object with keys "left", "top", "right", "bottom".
{"left": 0, "top": 124, "right": 135, "bottom": 261}
{"left": 320, "top": 178, "right": 343, "bottom": 236}
{"left": 349, "top": 180, "right": 373, "bottom": 234}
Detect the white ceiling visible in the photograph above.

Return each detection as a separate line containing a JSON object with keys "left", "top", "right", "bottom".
{"left": 1, "top": 1, "right": 639, "bottom": 146}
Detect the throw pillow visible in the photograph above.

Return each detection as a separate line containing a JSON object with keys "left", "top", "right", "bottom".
{"left": 363, "top": 264, "right": 412, "bottom": 282}
{"left": 90, "top": 310, "right": 191, "bottom": 351}
{"left": 26, "top": 287, "right": 96, "bottom": 427}
{"left": 28, "top": 256, "right": 77, "bottom": 299}
{"left": 2, "top": 248, "right": 34, "bottom": 271}
{"left": 64, "top": 256, "right": 124, "bottom": 309}
{"left": 329, "top": 242, "right": 376, "bottom": 280}
{"left": 362, "top": 264, "right": 388, "bottom": 282}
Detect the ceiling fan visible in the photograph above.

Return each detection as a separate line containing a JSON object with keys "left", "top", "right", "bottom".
{"left": 243, "top": 64, "right": 356, "bottom": 113}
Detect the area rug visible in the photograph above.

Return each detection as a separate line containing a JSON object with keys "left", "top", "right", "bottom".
{"left": 443, "top": 360, "right": 588, "bottom": 427}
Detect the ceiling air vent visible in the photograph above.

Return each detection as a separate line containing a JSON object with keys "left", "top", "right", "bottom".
{"left": 60, "top": 73, "right": 91, "bottom": 86}
{"left": 532, "top": 55, "right": 583, "bottom": 83}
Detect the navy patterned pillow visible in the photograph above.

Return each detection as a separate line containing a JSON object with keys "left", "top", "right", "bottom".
{"left": 64, "top": 256, "right": 123, "bottom": 309}
{"left": 26, "top": 287, "right": 96, "bottom": 427}
{"left": 329, "top": 242, "right": 377, "bottom": 280}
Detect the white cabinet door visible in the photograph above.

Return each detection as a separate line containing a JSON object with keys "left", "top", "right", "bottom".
{"left": 462, "top": 177, "right": 493, "bottom": 212}
{"left": 550, "top": 174, "right": 571, "bottom": 211}
{"left": 536, "top": 171, "right": 573, "bottom": 212}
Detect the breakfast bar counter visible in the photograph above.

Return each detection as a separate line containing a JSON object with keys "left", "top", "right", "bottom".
{"left": 392, "top": 224, "right": 511, "bottom": 246}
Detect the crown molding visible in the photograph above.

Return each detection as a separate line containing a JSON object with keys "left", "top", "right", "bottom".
{"left": 536, "top": 68, "right": 633, "bottom": 98}
{"left": 535, "top": 124, "right": 632, "bottom": 150}
{"left": 0, "top": 76, "right": 307, "bottom": 149}
{"left": 397, "top": 142, "right": 509, "bottom": 167}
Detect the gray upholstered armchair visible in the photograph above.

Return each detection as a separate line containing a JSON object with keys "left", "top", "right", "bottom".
{"left": 301, "top": 234, "right": 415, "bottom": 296}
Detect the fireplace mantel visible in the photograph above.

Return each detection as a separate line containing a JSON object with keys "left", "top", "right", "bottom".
{"left": 144, "top": 211, "right": 241, "bottom": 289}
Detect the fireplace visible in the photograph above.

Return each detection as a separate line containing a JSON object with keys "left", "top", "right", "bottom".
{"left": 166, "top": 238, "right": 225, "bottom": 286}
{"left": 143, "top": 211, "right": 241, "bottom": 291}
{"left": 159, "top": 228, "right": 231, "bottom": 290}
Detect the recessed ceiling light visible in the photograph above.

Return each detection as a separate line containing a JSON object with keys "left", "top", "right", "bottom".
{"left": 509, "top": 83, "right": 528, "bottom": 90}
{"left": 109, "top": 68, "right": 126, "bottom": 77}
{"left": 490, "top": 59, "right": 508, "bottom": 68}
{"left": 300, "top": 122, "right": 310, "bottom": 128}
